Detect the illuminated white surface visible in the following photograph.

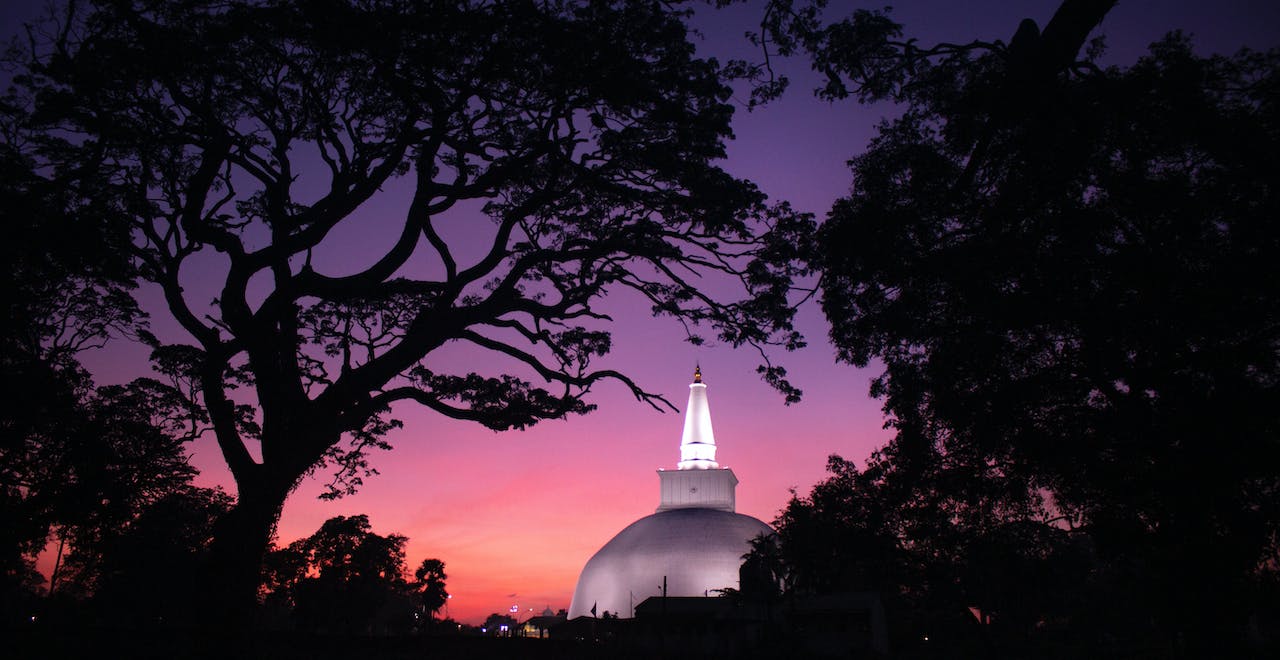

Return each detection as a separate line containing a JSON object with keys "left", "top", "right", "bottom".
{"left": 567, "top": 508, "right": 772, "bottom": 619}
{"left": 657, "top": 467, "right": 736, "bottom": 512}
{"left": 678, "top": 376, "right": 718, "bottom": 469}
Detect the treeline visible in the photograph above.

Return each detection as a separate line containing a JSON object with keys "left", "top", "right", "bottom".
{"left": 2, "top": 125, "right": 228, "bottom": 628}
{"left": 748, "top": 451, "right": 1280, "bottom": 658}
{"left": 260, "top": 515, "right": 450, "bottom": 634}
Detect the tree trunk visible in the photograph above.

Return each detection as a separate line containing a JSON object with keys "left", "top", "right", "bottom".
{"left": 47, "top": 532, "right": 66, "bottom": 596}
{"left": 201, "top": 475, "right": 292, "bottom": 630}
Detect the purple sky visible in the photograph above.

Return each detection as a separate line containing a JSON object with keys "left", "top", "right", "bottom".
{"left": 7, "top": 0, "right": 1277, "bottom": 624}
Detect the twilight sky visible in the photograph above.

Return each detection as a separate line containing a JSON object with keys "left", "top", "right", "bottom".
{"left": 7, "top": 0, "right": 1278, "bottom": 624}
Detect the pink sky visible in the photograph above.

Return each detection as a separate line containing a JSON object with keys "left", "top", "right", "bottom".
{"left": 14, "top": 0, "right": 1278, "bottom": 624}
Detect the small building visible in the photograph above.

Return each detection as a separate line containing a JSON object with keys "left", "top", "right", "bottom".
{"left": 519, "top": 607, "right": 566, "bottom": 638}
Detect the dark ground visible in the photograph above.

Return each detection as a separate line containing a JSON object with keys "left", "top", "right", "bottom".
{"left": 11, "top": 630, "right": 632, "bottom": 660}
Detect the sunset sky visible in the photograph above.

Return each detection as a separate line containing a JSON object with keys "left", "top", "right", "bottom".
{"left": 6, "top": 0, "right": 1278, "bottom": 624}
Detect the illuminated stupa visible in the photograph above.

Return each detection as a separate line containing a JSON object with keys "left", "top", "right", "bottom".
{"left": 567, "top": 367, "right": 773, "bottom": 619}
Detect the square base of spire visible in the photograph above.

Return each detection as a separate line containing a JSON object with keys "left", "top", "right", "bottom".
{"left": 656, "top": 468, "right": 738, "bottom": 513}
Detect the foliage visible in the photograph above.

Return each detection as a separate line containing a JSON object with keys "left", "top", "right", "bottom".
{"left": 45, "top": 381, "right": 205, "bottom": 590}
{"left": 412, "top": 558, "right": 449, "bottom": 619}
{"left": 761, "top": 454, "right": 1098, "bottom": 656}
{"left": 1, "top": 297, "right": 203, "bottom": 623}
{"left": 0, "top": 97, "right": 142, "bottom": 372}
{"left": 1, "top": 58, "right": 219, "bottom": 625}
{"left": 79, "top": 486, "right": 234, "bottom": 627}
{"left": 1, "top": 339, "right": 222, "bottom": 627}
{"left": 0, "top": 351, "right": 85, "bottom": 610}
{"left": 0, "top": 323, "right": 206, "bottom": 604}
{"left": 749, "top": 0, "right": 1280, "bottom": 653}
{"left": 261, "top": 514, "right": 426, "bottom": 634}
{"left": 0, "top": 65, "right": 147, "bottom": 614}
{"left": 3, "top": 0, "right": 815, "bottom": 617}
{"left": 735, "top": 533, "right": 785, "bottom": 601}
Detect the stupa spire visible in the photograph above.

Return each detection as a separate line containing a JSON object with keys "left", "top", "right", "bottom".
{"left": 678, "top": 365, "right": 718, "bottom": 469}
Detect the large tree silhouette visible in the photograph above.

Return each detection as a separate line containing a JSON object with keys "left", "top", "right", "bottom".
{"left": 5, "top": 0, "right": 812, "bottom": 621}
{"left": 756, "top": 0, "right": 1279, "bottom": 653}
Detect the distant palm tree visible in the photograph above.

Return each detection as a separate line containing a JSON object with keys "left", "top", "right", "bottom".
{"left": 414, "top": 558, "right": 449, "bottom": 620}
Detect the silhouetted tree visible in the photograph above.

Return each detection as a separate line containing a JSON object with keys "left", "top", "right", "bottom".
{"left": 412, "top": 558, "right": 448, "bottom": 621}
{"left": 1, "top": 327, "right": 205, "bottom": 622}
{"left": 0, "top": 105, "right": 145, "bottom": 620}
{"left": 0, "top": 366, "right": 217, "bottom": 633}
{"left": 759, "top": 454, "right": 1103, "bottom": 656}
{"left": 758, "top": 0, "right": 1279, "bottom": 653}
{"left": 0, "top": 348, "right": 85, "bottom": 619}
{"left": 82, "top": 486, "right": 233, "bottom": 628}
{"left": 263, "top": 514, "right": 417, "bottom": 634}
{"left": 0, "top": 105, "right": 221, "bottom": 626}
{"left": 0, "top": 362, "right": 219, "bottom": 628}
{"left": 736, "top": 533, "right": 785, "bottom": 601}
{"left": 43, "top": 380, "right": 204, "bottom": 596}
{"left": 3, "top": 0, "right": 813, "bottom": 623}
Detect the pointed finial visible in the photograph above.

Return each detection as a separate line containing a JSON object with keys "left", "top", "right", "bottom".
{"left": 693, "top": 364, "right": 702, "bottom": 384}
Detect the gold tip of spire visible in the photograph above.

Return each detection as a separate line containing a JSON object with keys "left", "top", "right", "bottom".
{"left": 693, "top": 364, "right": 702, "bottom": 384}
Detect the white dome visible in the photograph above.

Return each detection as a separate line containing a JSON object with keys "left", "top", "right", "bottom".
{"left": 567, "top": 508, "right": 773, "bottom": 619}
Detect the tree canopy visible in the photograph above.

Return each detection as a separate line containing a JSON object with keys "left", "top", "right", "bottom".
{"left": 1, "top": 112, "right": 215, "bottom": 624}
{"left": 4, "top": 0, "right": 812, "bottom": 619}
{"left": 261, "top": 514, "right": 433, "bottom": 634}
{"left": 748, "top": 0, "right": 1279, "bottom": 654}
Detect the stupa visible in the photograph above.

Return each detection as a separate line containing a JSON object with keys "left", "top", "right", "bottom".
{"left": 567, "top": 367, "right": 773, "bottom": 618}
